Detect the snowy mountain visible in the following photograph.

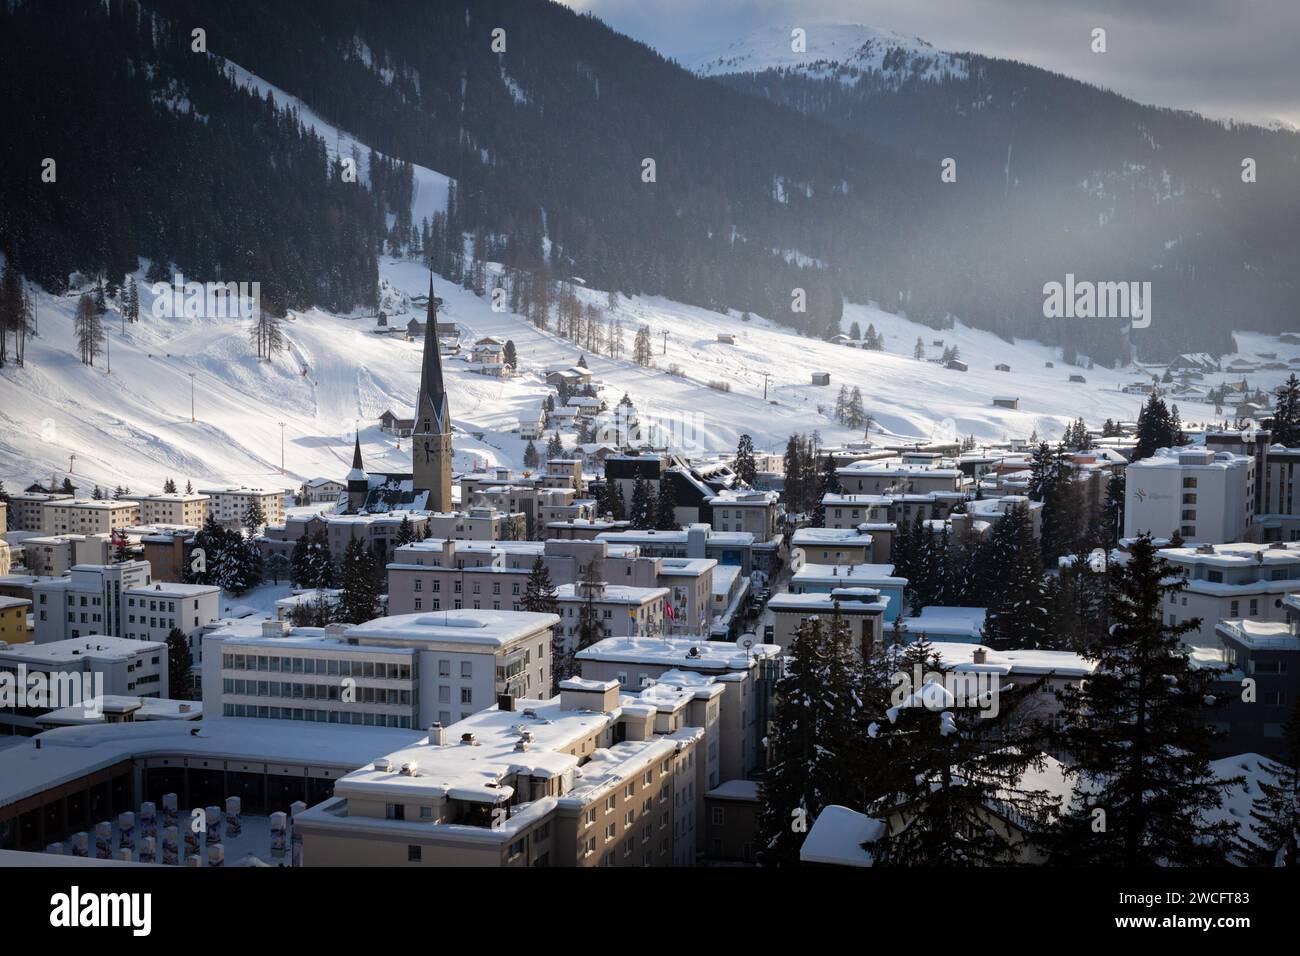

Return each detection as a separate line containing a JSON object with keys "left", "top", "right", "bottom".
{"left": 691, "top": 23, "right": 967, "bottom": 85}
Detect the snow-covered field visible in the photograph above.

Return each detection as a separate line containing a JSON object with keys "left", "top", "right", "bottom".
{"left": 4, "top": 253, "right": 1288, "bottom": 496}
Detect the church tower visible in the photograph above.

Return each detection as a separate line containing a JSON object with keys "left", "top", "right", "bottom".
{"left": 412, "top": 276, "right": 453, "bottom": 512}
{"left": 346, "top": 432, "right": 369, "bottom": 514}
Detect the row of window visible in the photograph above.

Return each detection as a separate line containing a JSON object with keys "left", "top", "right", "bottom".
{"left": 221, "top": 703, "right": 413, "bottom": 727}
{"left": 221, "top": 653, "right": 412, "bottom": 680}
{"left": 223, "top": 678, "right": 412, "bottom": 705}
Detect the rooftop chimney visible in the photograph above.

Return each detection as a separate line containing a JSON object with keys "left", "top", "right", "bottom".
{"left": 972, "top": 646, "right": 988, "bottom": 665}
{"left": 497, "top": 692, "right": 515, "bottom": 712}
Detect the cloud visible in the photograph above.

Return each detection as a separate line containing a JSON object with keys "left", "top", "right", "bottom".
{"left": 563, "top": 0, "right": 1300, "bottom": 127}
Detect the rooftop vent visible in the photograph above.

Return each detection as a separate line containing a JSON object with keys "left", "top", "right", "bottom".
{"left": 373, "top": 758, "right": 393, "bottom": 772}
{"left": 972, "top": 646, "right": 988, "bottom": 665}
{"left": 400, "top": 762, "right": 419, "bottom": 777}
{"left": 460, "top": 733, "right": 479, "bottom": 746}
{"left": 521, "top": 708, "right": 538, "bottom": 719}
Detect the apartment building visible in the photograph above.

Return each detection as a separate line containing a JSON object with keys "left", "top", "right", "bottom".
{"left": 31, "top": 561, "right": 152, "bottom": 643}
{"left": 386, "top": 537, "right": 662, "bottom": 616}
{"left": 121, "top": 580, "right": 220, "bottom": 656}
{"left": 130, "top": 492, "right": 210, "bottom": 527}
{"left": 1201, "top": 616, "right": 1299, "bottom": 759}
{"left": 790, "top": 562, "right": 907, "bottom": 622}
{"left": 554, "top": 581, "right": 668, "bottom": 647}
{"left": 205, "top": 609, "right": 560, "bottom": 731}
{"left": 0, "top": 596, "right": 31, "bottom": 644}
{"left": 17, "top": 533, "right": 112, "bottom": 577}
{"left": 1124, "top": 447, "right": 1253, "bottom": 544}
{"left": 767, "top": 588, "right": 889, "bottom": 654}
{"left": 790, "top": 527, "right": 875, "bottom": 565}
{"left": 197, "top": 485, "right": 286, "bottom": 528}
{"left": 41, "top": 498, "right": 140, "bottom": 535}
{"left": 293, "top": 679, "right": 702, "bottom": 867}
{"left": 1153, "top": 541, "right": 1300, "bottom": 648}
{"left": 0, "top": 635, "right": 168, "bottom": 735}
{"left": 5, "top": 492, "right": 72, "bottom": 532}
{"left": 575, "top": 634, "right": 782, "bottom": 785}
{"left": 656, "top": 558, "right": 716, "bottom": 636}
{"left": 1255, "top": 445, "right": 1300, "bottom": 542}
{"left": 597, "top": 524, "right": 758, "bottom": 576}
{"left": 836, "top": 459, "right": 965, "bottom": 495}
{"left": 705, "top": 490, "right": 782, "bottom": 540}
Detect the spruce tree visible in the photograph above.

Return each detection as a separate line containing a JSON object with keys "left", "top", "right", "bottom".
{"left": 757, "top": 614, "right": 863, "bottom": 865}
{"left": 290, "top": 533, "right": 313, "bottom": 587}
{"left": 523, "top": 441, "right": 540, "bottom": 470}
{"left": 574, "top": 561, "right": 606, "bottom": 651}
{"left": 337, "top": 537, "right": 380, "bottom": 623}
{"left": 547, "top": 431, "right": 564, "bottom": 459}
{"left": 654, "top": 479, "right": 678, "bottom": 530}
{"left": 242, "top": 500, "right": 267, "bottom": 536}
{"left": 1273, "top": 375, "right": 1300, "bottom": 448}
{"left": 166, "top": 628, "right": 193, "bottom": 700}
{"left": 1246, "top": 700, "right": 1300, "bottom": 866}
{"left": 982, "top": 504, "right": 1052, "bottom": 649}
{"left": 523, "top": 556, "right": 567, "bottom": 691}
{"left": 629, "top": 476, "right": 653, "bottom": 530}
{"left": 395, "top": 515, "right": 417, "bottom": 546}
{"left": 866, "top": 638, "right": 1057, "bottom": 865}
{"left": 734, "top": 434, "right": 757, "bottom": 485}
{"left": 1048, "top": 534, "right": 1241, "bottom": 866}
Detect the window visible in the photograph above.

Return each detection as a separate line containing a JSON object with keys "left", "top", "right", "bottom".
{"left": 712, "top": 807, "right": 725, "bottom": 826}
{"left": 439, "top": 659, "right": 450, "bottom": 676}
{"left": 461, "top": 661, "right": 472, "bottom": 678}
{"left": 460, "top": 687, "right": 473, "bottom": 704}
{"left": 408, "top": 845, "right": 422, "bottom": 862}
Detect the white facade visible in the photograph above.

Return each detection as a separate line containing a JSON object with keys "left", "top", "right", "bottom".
{"left": 1124, "top": 448, "right": 1253, "bottom": 544}
{"left": 197, "top": 485, "right": 287, "bottom": 527}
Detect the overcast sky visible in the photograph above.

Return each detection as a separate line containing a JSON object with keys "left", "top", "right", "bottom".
{"left": 560, "top": 0, "right": 1300, "bottom": 128}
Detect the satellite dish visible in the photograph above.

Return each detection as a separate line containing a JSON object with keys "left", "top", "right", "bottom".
{"left": 740, "top": 636, "right": 754, "bottom": 650}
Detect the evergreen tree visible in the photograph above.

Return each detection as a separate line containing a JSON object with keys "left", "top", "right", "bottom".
{"left": 503, "top": 339, "right": 518, "bottom": 369}
{"left": 242, "top": 500, "right": 267, "bottom": 536}
{"left": 1048, "top": 535, "right": 1241, "bottom": 866}
{"left": 265, "top": 552, "right": 290, "bottom": 585}
{"left": 162, "top": 478, "right": 177, "bottom": 494}
{"left": 866, "top": 638, "right": 1057, "bottom": 865}
{"left": 734, "top": 434, "right": 757, "bottom": 485}
{"left": 336, "top": 537, "right": 381, "bottom": 624}
{"left": 523, "top": 556, "right": 567, "bottom": 691}
{"left": 1102, "top": 472, "right": 1126, "bottom": 548}
{"left": 290, "top": 533, "right": 313, "bottom": 587}
{"left": 574, "top": 561, "right": 606, "bottom": 651}
{"left": 982, "top": 504, "right": 1052, "bottom": 649}
{"left": 1245, "top": 699, "right": 1300, "bottom": 866}
{"left": 547, "top": 431, "right": 564, "bottom": 459}
{"left": 165, "top": 628, "right": 193, "bottom": 700}
{"left": 1273, "top": 375, "right": 1300, "bottom": 448}
{"left": 781, "top": 435, "right": 804, "bottom": 517}
{"left": 523, "top": 440, "right": 540, "bottom": 470}
{"left": 394, "top": 515, "right": 417, "bottom": 547}
{"left": 1132, "top": 394, "right": 1176, "bottom": 462}
{"left": 654, "top": 479, "right": 678, "bottom": 530}
{"left": 629, "top": 475, "right": 653, "bottom": 530}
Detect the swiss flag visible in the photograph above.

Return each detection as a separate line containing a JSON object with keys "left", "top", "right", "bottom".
{"left": 665, "top": 602, "right": 676, "bottom": 622}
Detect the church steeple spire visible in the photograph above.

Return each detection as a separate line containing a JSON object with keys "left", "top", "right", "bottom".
{"left": 412, "top": 275, "right": 453, "bottom": 512}
{"left": 418, "top": 275, "right": 449, "bottom": 431}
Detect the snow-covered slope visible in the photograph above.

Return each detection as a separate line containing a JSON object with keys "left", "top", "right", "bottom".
{"left": 7, "top": 248, "right": 1285, "bottom": 496}
{"left": 691, "top": 23, "right": 967, "bottom": 84}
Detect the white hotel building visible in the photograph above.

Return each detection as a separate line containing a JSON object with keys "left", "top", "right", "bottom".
{"left": 203, "top": 609, "right": 560, "bottom": 730}
{"left": 1124, "top": 447, "right": 1253, "bottom": 544}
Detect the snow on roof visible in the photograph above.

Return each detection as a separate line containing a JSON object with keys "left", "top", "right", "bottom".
{"left": 0, "top": 717, "right": 424, "bottom": 809}
{"left": 767, "top": 591, "right": 889, "bottom": 613}
{"left": 927, "top": 642, "right": 1094, "bottom": 678}
{"left": 576, "top": 635, "right": 779, "bottom": 670}
{"left": 792, "top": 563, "right": 903, "bottom": 585}
{"left": 0, "top": 634, "right": 165, "bottom": 665}
{"left": 706, "top": 779, "right": 760, "bottom": 801}
{"left": 799, "top": 805, "right": 885, "bottom": 867}
{"left": 907, "top": 606, "right": 987, "bottom": 638}
{"left": 657, "top": 557, "right": 717, "bottom": 577}
{"left": 344, "top": 610, "right": 560, "bottom": 649}
{"left": 791, "top": 527, "right": 873, "bottom": 546}
{"left": 554, "top": 583, "right": 669, "bottom": 604}
{"left": 1215, "top": 618, "right": 1300, "bottom": 650}
{"left": 124, "top": 581, "right": 220, "bottom": 597}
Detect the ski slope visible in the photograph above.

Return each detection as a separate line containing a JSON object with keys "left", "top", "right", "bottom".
{"left": 4, "top": 250, "right": 1287, "bottom": 496}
